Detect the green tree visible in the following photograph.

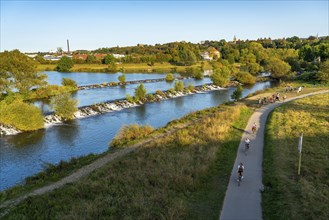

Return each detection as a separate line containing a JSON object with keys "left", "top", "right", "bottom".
{"left": 51, "top": 93, "right": 78, "bottom": 120}
{"left": 316, "top": 60, "right": 329, "bottom": 83}
{"left": 62, "top": 78, "right": 78, "bottom": 88}
{"left": 56, "top": 56, "right": 74, "bottom": 72}
{"left": 165, "top": 73, "right": 175, "bottom": 82}
{"left": 0, "top": 99, "right": 44, "bottom": 131}
{"left": 0, "top": 50, "right": 47, "bottom": 94}
{"left": 231, "top": 85, "right": 243, "bottom": 101}
{"left": 103, "top": 54, "right": 116, "bottom": 64}
{"left": 134, "top": 84, "right": 147, "bottom": 101}
{"left": 174, "top": 81, "right": 184, "bottom": 91}
{"left": 210, "top": 66, "right": 231, "bottom": 87}
{"left": 235, "top": 71, "right": 256, "bottom": 84}
{"left": 86, "top": 55, "right": 96, "bottom": 64}
{"left": 265, "top": 58, "right": 291, "bottom": 79}
{"left": 118, "top": 74, "right": 126, "bottom": 84}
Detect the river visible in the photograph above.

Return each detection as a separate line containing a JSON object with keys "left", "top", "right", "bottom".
{"left": 0, "top": 77, "right": 276, "bottom": 191}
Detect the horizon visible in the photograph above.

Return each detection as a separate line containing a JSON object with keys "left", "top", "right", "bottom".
{"left": 1, "top": 0, "right": 328, "bottom": 53}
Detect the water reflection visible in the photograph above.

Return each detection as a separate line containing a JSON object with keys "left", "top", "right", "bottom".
{"left": 55, "top": 121, "right": 80, "bottom": 146}
{"left": 5, "top": 129, "right": 45, "bottom": 148}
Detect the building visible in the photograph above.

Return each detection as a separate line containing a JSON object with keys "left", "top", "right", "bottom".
{"left": 201, "top": 52, "right": 212, "bottom": 61}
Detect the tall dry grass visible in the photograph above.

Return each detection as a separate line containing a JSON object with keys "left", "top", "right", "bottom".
{"left": 3, "top": 105, "right": 250, "bottom": 219}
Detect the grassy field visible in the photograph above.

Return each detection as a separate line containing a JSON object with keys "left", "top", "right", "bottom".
{"left": 36, "top": 62, "right": 212, "bottom": 73}
{"left": 262, "top": 93, "right": 329, "bottom": 220}
{"left": 1, "top": 104, "right": 252, "bottom": 219}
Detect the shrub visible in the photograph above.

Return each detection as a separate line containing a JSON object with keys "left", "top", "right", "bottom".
{"left": 156, "top": 90, "right": 165, "bottom": 97}
{"left": 134, "top": 84, "right": 147, "bottom": 102}
{"left": 126, "top": 94, "right": 134, "bottom": 103}
{"left": 231, "top": 85, "right": 243, "bottom": 101}
{"left": 118, "top": 74, "right": 126, "bottom": 84}
{"left": 174, "top": 81, "right": 184, "bottom": 91}
{"left": 110, "top": 124, "right": 154, "bottom": 147}
{"left": 56, "top": 56, "right": 73, "bottom": 72}
{"left": 0, "top": 100, "right": 44, "bottom": 131}
{"left": 51, "top": 93, "right": 78, "bottom": 120}
{"left": 165, "top": 73, "right": 175, "bottom": 82}
{"left": 61, "top": 78, "right": 78, "bottom": 88}
{"left": 187, "top": 84, "right": 195, "bottom": 92}
{"left": 235, "top": 71, "right": 256, "bottom": 84}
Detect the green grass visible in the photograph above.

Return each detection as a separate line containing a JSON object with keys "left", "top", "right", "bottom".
{"left": 0, "top": 153, "right": 102, "bottom": 204}
{"left": 37, "top": 62, "right": 210, "bottom": 73}
{"left": 1, "top": 104, "right": 252, "bottom": 219}
{"left": 262, "top": 93, "right": 329, "bottom": 220}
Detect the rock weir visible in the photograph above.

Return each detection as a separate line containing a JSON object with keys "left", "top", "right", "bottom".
{"left": 1, "top": 84, "right": 224, "bottom": 136}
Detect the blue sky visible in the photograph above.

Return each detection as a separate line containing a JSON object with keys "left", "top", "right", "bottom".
{"left": 1, "top": 0, "right": 328, "bottom": 52}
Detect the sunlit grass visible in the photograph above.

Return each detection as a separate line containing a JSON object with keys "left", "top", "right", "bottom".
{"left": 2, "top": 104, "right": 252, "bottom": 219}
{"left": 263, "top": 93, "right": 329, "bottom": 220}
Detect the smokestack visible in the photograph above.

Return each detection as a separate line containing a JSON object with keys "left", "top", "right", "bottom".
{"left": 67, "top": 39, "right": 70, "bottom": 54}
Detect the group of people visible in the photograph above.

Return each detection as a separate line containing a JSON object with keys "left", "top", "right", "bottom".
{"left": 284, "top": 85, "right": 303, "bottom": 93}
{"left": 258, "top": 93, "right": 287, "bottom": 105}
{"left": 237, "top": 122, "right": 257, "bottom": 183}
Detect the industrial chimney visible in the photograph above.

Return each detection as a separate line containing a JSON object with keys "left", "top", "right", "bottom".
{"left": 67, "top": 39, "right": 70, "bottom": 54}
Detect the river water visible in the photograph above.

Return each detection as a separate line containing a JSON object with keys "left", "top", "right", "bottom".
{"left": 0, "top": 72, "right": 276, "bottom": 191}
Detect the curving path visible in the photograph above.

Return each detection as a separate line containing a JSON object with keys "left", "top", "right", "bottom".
{"left": 219, "top": 90, "right": 329, "bottom": 220}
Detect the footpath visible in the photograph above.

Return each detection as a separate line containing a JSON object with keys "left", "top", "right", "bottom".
{"left": 219, "top": 90, "right": 329, "bottom": 220}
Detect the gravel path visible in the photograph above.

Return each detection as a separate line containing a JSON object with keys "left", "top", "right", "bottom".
{"left": 219, "top": 90, "right": 329, "bottom": 220}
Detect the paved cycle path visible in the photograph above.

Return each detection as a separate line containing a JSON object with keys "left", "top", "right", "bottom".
{"left": 219, "top": 90, "right": 329, "bottom": 220}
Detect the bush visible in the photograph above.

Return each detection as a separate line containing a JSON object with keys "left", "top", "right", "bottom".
{"left": 0, "top": 100, "right": 44, "bottom": 131}
{"left": 126, "top": 94, "right": 134, "bottom": 103}
{"left": 235, "top": 71, "right": 256, "bottom": 84}
{"left": 110, "top": 124, "right": 154, "bottom": 147}
{"left": 155, "top": 90, "right": 165, "bottom": 97}
{"left": 118, "top": 74, "right": 126, "bottom": 84}
{"left": 231, "top": 85, "right": 243, "bottom": 101}
{"left": 51, "top": 93, "right": 78, "bottom": 120}
{"left": 165, "top": 73, "right": 175, "bottom": 82}
{"left": 134, "top": 84, "right": 147, "bottom": 102}
{"left": 174, "top": 81, "right": 184, "bottom": 91}
{"left": 61, "top": 78, "right": 78, "bottom": 88}
{"left": 56, "top": 56, "right": 73, "bottom": 72}
{"left": 187, "top": 84, "right": 195, "bottom": 92}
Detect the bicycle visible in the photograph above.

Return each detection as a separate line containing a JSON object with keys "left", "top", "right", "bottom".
{"left": 245, "top": 143, "right": 250, "bottom": 155}
{"left": 237, "top": 172, "right": 243, "bottom": 186}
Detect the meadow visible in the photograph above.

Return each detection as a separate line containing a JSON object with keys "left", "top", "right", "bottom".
{"left": 262, "top": 93, "right": 329, "bottom": 220}
{"left": 1, "top": 104, "right": 252, "bottom": 219}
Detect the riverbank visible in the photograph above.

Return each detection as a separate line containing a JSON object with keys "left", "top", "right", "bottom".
{"left": 36, "top": 62, "right": 213, "bottom": 73}
{"left": 0, "top": 103, "right": 252, "bottom": 219}
{"left": 0, "top": 83, "right": 224, "bottom": 136}
{"left": 1, "top": 89, "right": 326, "bottom": 219}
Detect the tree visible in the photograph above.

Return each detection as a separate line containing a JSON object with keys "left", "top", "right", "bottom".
{"left": 0, "top": 50, "right": 47, "bottom": 94}
{"left": 0, "top": 99, "right": 44, "bottom": 131}
{"left": 134, "top": 84, "right": 147, "bottom": 101}
{"left": 231, "top": 85, "right": 243, "bottom": 101}
{"left": 235, "top": 71, "right": 256, "bottom": 84}
{"left": 56, "top": 56, "right": 74, "bottom": 72}
{"left": 265, "top": 58, "right": 291, "bottom": 79}
{"left": 103, "top": 54, "right": 116, "bottom": 64}
{"left": 118, "top": 74, "right": 126, "bottom": 84}
{"left": 62, "top": 78, "right": 78, "bottom": 88}
{"left": 174, "top": 81, "right": 184, "bottom": 91}
{"left": 86, "top": 55, "right": 96, "bottom": 64}
{"left": 316, "top": 60, "right": 329, "bottom": 83}
{"left": 165, "top": 73, "right": 175, "bottom": 82}
{"left": 51, "top": 93, "right": 78, "bottom": 120}
{"left": 210, "top": 66, "right": 231, "bottom": 87}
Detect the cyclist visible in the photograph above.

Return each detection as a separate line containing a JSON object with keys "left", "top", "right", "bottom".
{"left": 252, "top": 122, "right": 257, "bottom": 134}
{"left": 244, "top": 138, "right": 250, "bottom": 150}
{"left": 237, "top": 162, "right": 244, "bottom": 180}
